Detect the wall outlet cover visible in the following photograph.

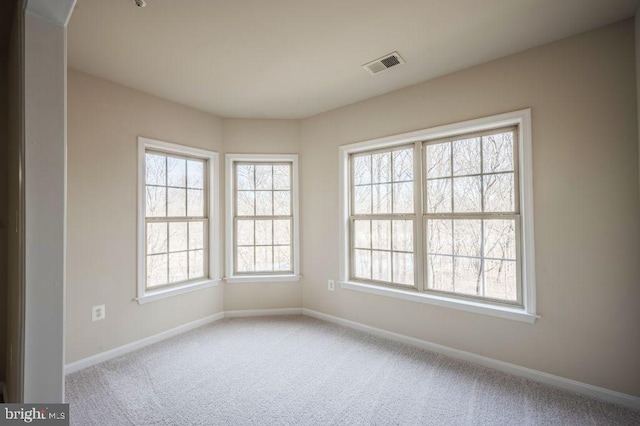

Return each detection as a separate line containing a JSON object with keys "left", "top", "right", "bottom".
{"left": 92, "top": 304, "right": 106, "bottom": 321}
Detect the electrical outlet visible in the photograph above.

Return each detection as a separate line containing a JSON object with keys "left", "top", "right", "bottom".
{"left": 328, "top": 280, "right": 335, "bottom": 291}
{"left": 92, "top": 304, "right": 106, "bottom": 321}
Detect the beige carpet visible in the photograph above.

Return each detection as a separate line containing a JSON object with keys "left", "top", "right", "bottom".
{"left": 66, "top": 315, "right": 640, "bottom": 425}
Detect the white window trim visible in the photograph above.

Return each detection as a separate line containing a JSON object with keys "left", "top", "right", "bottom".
{"left": 225, "top": 153, "right": 301, "bottom": 283}
{"left": 136, "top": 137, "right": 220, "bottom": 304}
{"left": 338, "top": 109, "right": 538, "bottom": 323}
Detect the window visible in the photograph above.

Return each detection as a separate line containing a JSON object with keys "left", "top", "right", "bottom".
{"left": 424, "top": 127, "right": 519, "bottom": 303}
{"left": 137, "top": 137, "right": 219, "bottom": 303}
{"left": 225, "top": 154, "right": 300, "bottom": 283}
{"left": 351, "top": 146, "right": 416, "bottom": 287}
{"left": 339, "top": 110, "right": 537, "bottom": 322}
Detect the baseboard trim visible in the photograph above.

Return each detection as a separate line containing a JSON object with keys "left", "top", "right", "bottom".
{"left": 64, "top": 309, "right": 301, "bottom": 374}
{"left": 224, "top": 308, "right": 303, "bottom": 318}
{"left": 64, "top": 312, "right": 225, "bottom": 375}
{"left": 301, "top": 308, "right": 640, "bottom": 411}
{"left": 63, "top": 307, "right": 640, "bottom": 411}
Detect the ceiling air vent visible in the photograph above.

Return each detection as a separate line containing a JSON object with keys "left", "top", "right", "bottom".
{"left": 362, "top": 52, "right": 405, "bottom": 75}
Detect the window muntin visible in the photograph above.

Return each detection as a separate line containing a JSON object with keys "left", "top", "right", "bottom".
{"left": 347, "top": 127, "right": 523, "bottom": 306}
{"left": 144, "top": 150, "right": 208, "bottom": 289}
{"left": 424, "top": 127, "right": 520, "bottom": 304}
{"left": 349, "top": 146, "right": 416, "bottom": 287}
{"left": 233, "top": 162, "right": 293, "bottom": 274}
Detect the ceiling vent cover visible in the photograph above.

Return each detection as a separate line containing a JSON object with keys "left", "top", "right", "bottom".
{"left": 362, "top": 52, "right": 405, "bottom": 75}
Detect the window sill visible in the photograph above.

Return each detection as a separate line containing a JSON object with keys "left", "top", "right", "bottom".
{"left": 339, "top": 281, "right": 539, "bottom": 324}
{"left": 225, "top": 275, "right": 302, "bottom": 284}
{"left": 136, "top": 279, "right": 220, "bottom": 304}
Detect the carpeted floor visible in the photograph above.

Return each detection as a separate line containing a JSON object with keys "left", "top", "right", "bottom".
{"left": 66, "top": 315, "right": 640, "bottom": 425}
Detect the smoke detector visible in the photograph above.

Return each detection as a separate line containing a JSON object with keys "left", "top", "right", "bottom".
{"left": 362, "top": 52, "right": 405, "bottom": 75}
{"left": 131, "top": 0, "right": 147, "bottom": 7}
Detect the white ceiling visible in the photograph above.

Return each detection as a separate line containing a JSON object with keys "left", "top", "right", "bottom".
{"left": 68, "top": 0, "right": 639, "bottom": 119}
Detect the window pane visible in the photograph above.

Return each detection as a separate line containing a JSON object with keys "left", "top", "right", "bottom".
{"left": 237, "top": 247, "right": 255, "bottom": 272}
{"left": 454, "top": 257, "right": 482, "bottom": 296}
{"left": 255, "top": 165, "right": 273, "bottom": 190}
{"left": 354, "top": 249, "right": 371, "bottom": 279}
{"left": 189, "top": 221, "right": 205, "bottom": 250}
{"left": 427, "top": 254, "right": 453, "bottom": 292}
{"left": 273, "top": 165, "right": 291, "bottom": 190}
{"left": 273, "top": 220, "right": 291, "bottom": 245}
{"left": 392, "top": 149, "right": 413, "bottom": 181}
{"left": 392, "top": 182, "right": 413, "bottom": 214}
{"left": 485, "top": 259, "right": 517, "bottom": 301}
{"left": 484, "top": 220, "right": 516, "bottom": 260}
{"left": 187, "top": 189, "right": 204, "bottom": 217}
{"left": 237, "top": 165, "right": 255, "bottom": 190}
{"left": 255, "top": 191, "right": 273, "bottom": 216}
{"left": 371, "top": 220, "right": 391, "bottom": 250}
{"left": 426, "top": 142, "right": 451, "bottom": 178}
{"left": 147, "top": 222, "right": 167, "bottom": 255}
{"left": 452, "top": 137, "right": 481, "bottom": 176}
{"left": 453, "top": 176, "right": 481, "bottom": 212}
{"left": 372, "top": 250, "right": 391, "bottom": 282}
{"left": 146, "top": 186, "right": 166, "bottom": 217}
{"left": 167, "top": 188, "right": 186, "bottom": 216}
{"left": 392, "top": 220, "right": 413, "bottom": 252}
{"left": 188, "top": 250, "right": 205, "bottom": 279}
{"left": 145, "top": 153, "right": 166, "bottom": 185}
{"left": 237, "top": 220, "right": 254, "bottom": 246}
{"left": 187, "top": 160, "right": 204, "bottom": 189}
{"left": 484, "top": 172, "right": 515, "bottom": 213}
{"left": 169, "top": 222, "right": 188, "bottom": 252}
{"left": 483, "top": 132, "right": 514, "bottom": 173}
{"left": 353, "top": 155, "right": 372, "bottom": 185}
{"left": 372, "top": 152, "right": 391, "bottom": 183}
{"left": 255, "top": 246, "right": 273, "bottom": 271}
{"left": 167, "top": 157, "right": 186, "bottom": 187}
{"left": 237, "top": 191, "right": 255, "bottom": 216}
{"left": 354, "top": 186, "right": 372, "bottom": 214}
{"left": 392, "top": 252, "right": 414, "bottom": 285}
{"left": 273, "top": 191, "right": 291, "bottom": 216}
{"left": 354, "top": 220, "right": 371, "bottom": 249}
{"left": 274, "top": 246, "right": 291, "bottom": 271}
{"left": 372, "top": 184, "right": 392, "bottom": 214}
{"left": 255, "top": 220, "right": 273, "bottom": 245}
{"left": 147, "top": 254, "right": 168, "bottom": 288}
{"left": 453, "top": 220, "right": 481, "bottom": 257}
{"left": 426, "top": 219, "right": 452, "bottom": 255}
{"left": 169, "top": 252, "right": 188, "bottom": 283}
{"left": 426, "top": 179, "right": 452, "bottom": 213}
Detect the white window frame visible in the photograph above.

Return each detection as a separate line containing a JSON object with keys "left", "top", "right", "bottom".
{"left": 338, "top": 109, "right": 538, "bottom": 323}
{"left": 225, "top": 154, "right": 300, "bottom": 283}
{"left": 137, "top": 136, "right": 220, "bottom": 304}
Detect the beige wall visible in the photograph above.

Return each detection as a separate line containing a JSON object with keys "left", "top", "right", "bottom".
{"left": 66, "top": 70, "right": 225, "bottom": 363}
{"left": 221, "top": 119, "right": 302, "bottom": 311}
{"left": 299, "top": 20, "right": 640, "bottom": 396}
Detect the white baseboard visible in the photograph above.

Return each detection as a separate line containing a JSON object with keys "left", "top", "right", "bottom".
{"left": 302, "top": 308, "right": 640, "bottom": 411}
{"left": 224, "top": 308, "right": 302, "bottom": 318}
{"left": 64, "top": 312, "right": 225, "bottom": 375}
{"left": 64, "top": 308, "right": 301, "bottom": 374}
{"left": 63, "top": 307, "right": 640, "bottom": 411}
